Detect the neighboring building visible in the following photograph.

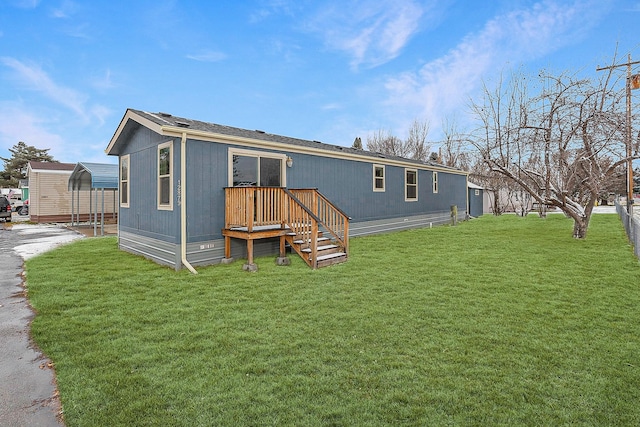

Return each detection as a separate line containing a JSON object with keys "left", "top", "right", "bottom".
{"left": 467, "top": 182, "right": 485, "bottom": 218}
{"left": 27, "top": 161, "right": 117, "bottom": 223}
{"left": 106, "top": 109, "right": 470, "bottom": 270}
{"left": 18, "top": 179, "right": 29, "bottom": 205}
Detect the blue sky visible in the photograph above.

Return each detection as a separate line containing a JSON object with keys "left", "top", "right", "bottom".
{"left": 1, "top": 0, "right": 639, "bottom": 165}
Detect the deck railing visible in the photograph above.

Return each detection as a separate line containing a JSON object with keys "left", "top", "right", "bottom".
{"left": 224, "top": 187, "right": 349, "bottom": 266}
{"left": 224, "top": 186, "right": 286, "bottom": 231}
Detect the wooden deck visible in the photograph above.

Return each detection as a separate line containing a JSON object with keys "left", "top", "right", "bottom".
{"left": 223, "top": 187, "right": 349, "bottom": 269}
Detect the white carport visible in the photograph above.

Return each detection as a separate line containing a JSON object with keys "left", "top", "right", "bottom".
{"left": 68, "top": 162, "right": 118, "bottom": 236}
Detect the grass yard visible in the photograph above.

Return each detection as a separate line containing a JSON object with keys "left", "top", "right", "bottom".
{"left": 26, "top": 214, "right": 640, "bottom": 426}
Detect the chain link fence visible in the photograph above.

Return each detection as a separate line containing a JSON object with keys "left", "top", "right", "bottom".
{"left": 615, "top": 201, "right": 640, "bottom": 259}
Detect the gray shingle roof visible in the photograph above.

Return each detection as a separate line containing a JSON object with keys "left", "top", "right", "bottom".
{"left": 130, "top": 109, "right": 462, "bottom": 172}
{"left": 28, "top": 161, "right": 75, "bottom": 171}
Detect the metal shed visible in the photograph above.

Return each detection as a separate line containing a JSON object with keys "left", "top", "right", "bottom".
{"left": 68, "top": 162, "right": 118, "bottom": 236}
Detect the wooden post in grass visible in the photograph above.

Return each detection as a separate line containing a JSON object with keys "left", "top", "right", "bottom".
{"left": 451, "top": 205, "right": 457, "bottom": 226}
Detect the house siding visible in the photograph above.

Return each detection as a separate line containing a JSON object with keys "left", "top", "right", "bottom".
{"left": 179, "top": 141, "right": 470, "bottom": 243}
{"left": 288, "top": 151, "right": 468, "bottom": 222}
{"left": 183, "top": 139, "right": 228, "bottom": 243}
{"left": 119, "top": 138, "right": 468, "bottom": 269}
{"left": 117, "top": 126, "right": 180, "bottom": 244}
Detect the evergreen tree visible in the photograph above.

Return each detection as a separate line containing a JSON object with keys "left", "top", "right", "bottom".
{"left": 0, "top": 141, "right": 57, "bottom": 187}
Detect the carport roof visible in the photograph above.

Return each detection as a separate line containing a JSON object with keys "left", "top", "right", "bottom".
{"left": 68, "top": 162, "right": 118, "bottom": 191}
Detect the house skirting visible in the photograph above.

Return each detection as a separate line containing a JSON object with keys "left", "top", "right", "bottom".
{"left": 350, "top": 210, "right": 466, "bottom": 237}
{"left": 118, "top": 210, "right": 467, "bottom": 270}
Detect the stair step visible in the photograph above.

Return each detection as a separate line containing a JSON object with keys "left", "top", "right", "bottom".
{"left": 317, "top": 252, "right": 346, "bottom": 261}
{"left": 316, "top": 252, "right": 348, "bottom": 267}
{"left": 293, "top": 237, "right": 329, "bottom": 245}
{"left": 301, "top": 244, "right": 338, "bottom": 253}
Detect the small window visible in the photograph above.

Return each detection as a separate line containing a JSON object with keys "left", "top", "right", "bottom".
{"left": 432, "top": 171, "right": 438, "bottom": 194}
{"left": 120, "top": 154, "right": 130, "bottom": 207}
{"left": 158, "top": 141, "right": 173, "bottom": 210}
{"left": 475, "top": 189, "right": 480, "bottom": 196}
{"left": 373, "top": 164, "right": 385, "bottom": 192}
{"left": 405, "top": 169, "right": 417, "bottom": 201}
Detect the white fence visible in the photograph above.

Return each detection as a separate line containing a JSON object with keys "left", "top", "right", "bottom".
{"left": 615, "top": 201, "right": 640, "bottom": 259}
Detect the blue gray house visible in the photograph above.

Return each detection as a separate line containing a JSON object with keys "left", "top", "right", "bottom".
{"left": 106, "top": 109, "right": 469, "bottom": 271}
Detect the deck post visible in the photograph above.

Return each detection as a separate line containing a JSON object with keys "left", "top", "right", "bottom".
{"left": 276, "top": 234, "right": 290, "bottom": 265}
{"left": 242, "top": 239, "right": 258, "bottom": 272}
{"left": 221, "top": 235, "right": 234, "bottom": 264}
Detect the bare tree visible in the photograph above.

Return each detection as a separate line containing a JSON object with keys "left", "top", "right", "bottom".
{"left": 366, "top": 119, "right": 432, "bottom": 162}
{"left": 366, "top": 129, "right": 409, "bottom": 158}
{"left": 440, "top": 118, "right": 472, "bottom": 169}
{"left": 406, "top": 119, "right": 431, "bottom": 162}
{"left": 469, "top": 64, "right": 636, "bottom": 238}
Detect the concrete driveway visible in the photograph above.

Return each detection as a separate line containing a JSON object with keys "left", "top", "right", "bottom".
{"left": 0, "top": 219, "right": 83, "bottom": 427}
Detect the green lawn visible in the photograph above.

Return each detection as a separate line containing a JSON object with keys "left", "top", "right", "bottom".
{"left": 26, "top": 214, "right": 640, "bottom": 426}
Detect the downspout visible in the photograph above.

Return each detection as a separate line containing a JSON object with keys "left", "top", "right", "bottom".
{"left": 181, "top": 132, "right": 198, "bottom": 274}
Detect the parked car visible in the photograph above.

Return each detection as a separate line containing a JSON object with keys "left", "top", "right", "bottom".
{"left": 0, "top": 195, "right": 12, "bottom": 222}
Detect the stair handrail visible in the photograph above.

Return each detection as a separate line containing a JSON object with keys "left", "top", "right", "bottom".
{"left": 282, "top": 189, "right": 322, "bottom": 268}
{"left": 288, "top": 188, "right": 349, "bottom": 256}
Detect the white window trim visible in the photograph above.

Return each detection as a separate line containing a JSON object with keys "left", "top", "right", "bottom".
{"left": 120, "top": 154, "right": 130, "bottom": 208}
{"left": 157, "top": 141, "right": 173, "bottom": 211}
{"left": 227, "top": 147, "right": 287, "bottom": 187}
{"left": 405, "top": 168, "right": 418, "bottom": 202}
{"left": 433, "top": 171, "right": 438, "bottom": 194}
{"left": 373, "top": 164, "right": 385, "bottom": 192}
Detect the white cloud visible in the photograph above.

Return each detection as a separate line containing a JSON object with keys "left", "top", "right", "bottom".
{"left": 321, "top": 103, "right": 342, "bottom": 110}
{"left": 1, "top": 57, "right": 89, "bottom": 120}
{"left": 381, "top": 0, "right": 610, "bottom": 139}
{"left": 12, "top": 0, "right": 40, "bottom": 9}
{"left": 304, "top": 0, "right": 426, "bottom": 69}
{"left": 91, "top": 68, "right": 116, "bottom": 91}
{"left": 186, "top": 50, "right": 227, "bottom": 62}
{"left": 50, "top": 0, "right": 78, "bottom": 19}
{"left": 0, "top": 103, "right": 65, "bottom": 158}
{"left": 90, "top": 104, "right": 112, "bottom": 127}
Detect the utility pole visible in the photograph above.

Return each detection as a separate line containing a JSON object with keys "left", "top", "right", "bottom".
{"left": 597, "top": 54, "right": 640, "bottom": 215}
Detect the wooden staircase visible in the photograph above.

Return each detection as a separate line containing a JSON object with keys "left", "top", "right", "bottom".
{"left": 223, "top": 187, "right": 349, "bottom": 269}
{"left": 286, "top": 230, "right": 347, "bottom": 268}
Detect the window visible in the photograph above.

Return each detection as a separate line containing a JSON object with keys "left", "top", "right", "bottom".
{"left": 229, "top": 148, "right": 286, "bottom": 187}
{"left": 405, "top": 169, "right": 417, "bottom": 201}
{"left": 120, "top": 155, "right": 130, "bottom": 207}
{"left": 158, "top": 142, "right": 173, "bottom": 210}
{"left": 475, "top": 189, "right": 480, "bottom": 196}
{"left": 432, "top": 171, "right": 438, "bottom": 194}
{"left": 373, "top": 164, "right": 385, "bottom": 191}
